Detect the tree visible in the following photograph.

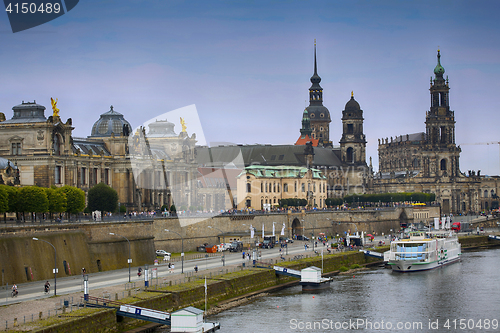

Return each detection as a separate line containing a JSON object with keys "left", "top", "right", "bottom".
{"left": 0, "top": 185, "right": 9, "bottom": 214}
{"left": 87, "top": 182, "right": 118, "bottom": 214}
{"left": 60, "top": 185, "right": 86, "bottom": 218}
{"left": 19, "top": 186, "right": 48, "bottom": 222}
{"left": 44, "top": 187, "right": 67, "bottom": 220}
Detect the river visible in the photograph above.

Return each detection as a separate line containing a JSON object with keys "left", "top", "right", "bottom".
{"left": 204, "top": 248, "right": 500, "bottom": 332}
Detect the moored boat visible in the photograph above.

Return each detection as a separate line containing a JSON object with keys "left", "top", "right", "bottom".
{"left": 386, "top": 231, "right": 461, "bottom": 272}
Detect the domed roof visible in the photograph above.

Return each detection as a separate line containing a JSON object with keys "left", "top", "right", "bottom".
{"left": 90, "top": 106, "right": 132, "bottom": 137}
{"left": 345, "top": 96, "right": 360, "bottom": 111}
{"left": 2, "top": 101, "right": 47, "bottom": 123}
{"left": 434, "top": 50, "right": 445, "bottom": 76}
{"left": 306, "top": 105, "right": 331, "bottom": 122}
{"left": 0, "top": 157, "right": 17, "bottom": 170}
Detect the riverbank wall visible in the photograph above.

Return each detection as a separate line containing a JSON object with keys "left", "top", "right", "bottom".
{"left": 31, "top": 251, "right": 379, "bottom": 332}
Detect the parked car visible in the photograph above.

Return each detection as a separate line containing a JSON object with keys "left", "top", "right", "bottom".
{"left": 229, "top": 241, "right": 243, "bottom": 252}
{"left": 279, "top": 237, "right": 293, "bottom": 243}
{"left": 296, "top": 235, "right": 310, "bottom": 241}
{"left": 156, "top": 250, "right": 171, "bottom": 257}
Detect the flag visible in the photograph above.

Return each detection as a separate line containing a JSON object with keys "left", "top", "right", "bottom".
{"left": 262, "top": 223, "right": 264, "bottom": 238}
{"left": 272, "top": 223, "right": 275, "bottom": 237}
{"left": 204, "top": 277, "right": 207, "bottom": 295}
{"left": 281, "top": 223, "right": 285, "bottom": 236}
{"left": 250, "top": 224, "right": 254, "bottom": 238}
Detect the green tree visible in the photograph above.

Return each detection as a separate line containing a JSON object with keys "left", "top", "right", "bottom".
{"left": 0, "top": 185, "right": 9, "bottom": 214}
{"left": 60, "top": 185, "right": 86, "bottom": 219}
{"left": 44, "top": 187, "right": 67, "bottom": 220}
{"left": 19, "top": 186, "right": 48, "bottom": 222}
{"left": 87, "top": 182, "right": 118, "bottom": 214}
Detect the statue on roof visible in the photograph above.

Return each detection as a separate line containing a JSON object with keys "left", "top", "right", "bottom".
{"left": 180, "top": 117, "right": 187, "bottom": 132}
{"left": 50, "top": 97, "right": 60, "bottom": 117}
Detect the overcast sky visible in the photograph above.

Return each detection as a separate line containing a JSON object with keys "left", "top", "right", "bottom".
{"left": 1, "top": 0, "right": 499, "bottom": 175}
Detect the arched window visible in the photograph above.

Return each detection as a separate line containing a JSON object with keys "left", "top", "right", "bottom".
{"left": 440, "top": 159, "right": 447, "bottom": 171}
{"left": 261, "top": 183, "right": 263, "bottom": 193}
{"left": 484, "top": 190, "right": 488, "bottom": 198}
{"left": 246, "top": 183, "right": 251, "bottom": 193}
{"left": 346, "top": 147, "right": 354, "bottom": 163}
{"left": 284, "top": 183, "right": 288, "bottom": 192}
{"left": 53, "top": 134, "right": 61, "bottom": 156}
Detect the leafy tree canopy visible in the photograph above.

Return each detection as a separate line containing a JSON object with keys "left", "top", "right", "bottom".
{"left": 87, "top": 182, "right": 118, "bottom": 213}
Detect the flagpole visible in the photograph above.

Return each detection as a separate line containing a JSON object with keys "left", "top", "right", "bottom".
{"left": 204, "top": 276, "right": 207, "bottom": 323}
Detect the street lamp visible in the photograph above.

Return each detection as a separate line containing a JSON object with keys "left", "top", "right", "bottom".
{"left": 33, "top": 237, "right": 57, "bottom": 296}
{"left": 109, "top": 233, "right": 131, "bottom": 282}
{"left": 165, "top": 229, "right": 184, "bottom": 273}
{"left": 208, "top": 226, "right": 225, "bottom": 266}
{"left": 302, "top": 219, "right": 316, "bottom": 251}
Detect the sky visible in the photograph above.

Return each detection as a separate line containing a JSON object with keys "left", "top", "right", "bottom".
{"left": 1, "top": 0, "right": 499, "bottom": 175}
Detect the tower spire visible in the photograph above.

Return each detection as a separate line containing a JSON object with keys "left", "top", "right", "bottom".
{"left": 314, "top": 39, "right": 317, "bottom": 76}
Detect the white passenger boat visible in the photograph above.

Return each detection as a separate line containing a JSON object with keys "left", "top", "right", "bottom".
{"left": 386, "top": 231, "right": 461, "bottom": 272}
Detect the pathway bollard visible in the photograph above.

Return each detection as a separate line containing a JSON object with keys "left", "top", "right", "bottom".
{"left": 13, "top": 318, "right": 17, "bottom": 327}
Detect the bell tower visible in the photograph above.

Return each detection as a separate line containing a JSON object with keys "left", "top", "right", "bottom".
{"left": 425, "top": 49, "right": 455, "bottom": 147}
{"left": 339, "top": 92, "right": 366, "bottom": 165}
{"left": 424, "top": 49, "right": 461, "bottom": 178}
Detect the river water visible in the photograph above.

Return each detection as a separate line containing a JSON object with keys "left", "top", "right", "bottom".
{"left": 204, "top": 248, "right": 500, "bottom": 332}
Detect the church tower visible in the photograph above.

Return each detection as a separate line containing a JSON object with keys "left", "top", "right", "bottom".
{"left": 339, "top": 92, "right": 366, "bottom": 165}
{"left": 305, "top": 41, "right": 331, "bottom": 147}
{"left": 424, "top": 49, "right": 461, "bottom": 177}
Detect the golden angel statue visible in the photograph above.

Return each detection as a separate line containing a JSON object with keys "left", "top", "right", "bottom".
{"left": 180, "top": 117, "right": 187, "bottom": 132}
{"left": 50, "top": 97, "right": 60, "bottom": 117}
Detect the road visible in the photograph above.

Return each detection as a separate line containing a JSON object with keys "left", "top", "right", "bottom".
{"left": 1, "top": 240, "right": 317, "bottom": 305}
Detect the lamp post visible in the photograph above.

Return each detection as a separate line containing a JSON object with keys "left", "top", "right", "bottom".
{"left": 33, "top": 237, "right": 57, "bottom": 296}
{"left": 109, "top": 233, "right": 131, "bottom": 282}
{"left": 208, "top": 226, "right": 225, "bottom": 266}
{"left": 165, "top": 229, "right": 184, "bottom": 273}
{"left": 302, "top": 219, "right": 315, "bottom": 251}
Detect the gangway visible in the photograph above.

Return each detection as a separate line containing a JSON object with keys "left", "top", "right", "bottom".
{"left": 81, "top": 296, "right": 171, "bottom": 326}
{"left": 359, "top": 249, "right": 384, "bottom": 259}
{"left": 117, "top": 304, "right": 170, "bottom": 326}
{"left": 273, "top": 266, "right": 301, "bottom": 278}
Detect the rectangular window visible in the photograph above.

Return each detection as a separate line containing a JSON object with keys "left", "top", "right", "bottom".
{"left": 93, "top": 168, "right": 98, "bottom": 185}
{"left": 104, "top": 169, "right": 109, "bottom": 185}
{"left": 278, "top": 155, "right": 284, "bottom": 160}
{"left": 301, "top": 183, "right": 305, "bottom": 192}
{"left": 347, "top": 124, "right": 354, "bottom": 134}
{"left": 55, "top": 166, "right": 62, "bottom": 184}
{"left": 81, "top": 167, "right": 87, "bottom": 185}
{"left": 11, "top": 142, "right": 21, "bottom": 155}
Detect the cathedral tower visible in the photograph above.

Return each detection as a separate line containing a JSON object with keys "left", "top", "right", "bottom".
{"left": 305, "top": 41, "right": 331, "bottom": 147}
{"left": 424, "top": 49, "right": 461, "bottom": 177}
{"left": 339, "top": 92, "right": 366, "bottom": 165}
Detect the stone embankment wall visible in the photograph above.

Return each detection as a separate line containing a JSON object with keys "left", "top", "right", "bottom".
{"left": 32, "top": 251, "right": 377, "bottom": 332}
{"left": 0, "top": 221, "right": 155, "bottom": 284}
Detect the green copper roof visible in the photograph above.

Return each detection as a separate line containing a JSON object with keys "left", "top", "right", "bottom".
{"left": 434, "top": 50, "right": 445, "bottom": 76}
{"left": 240, "top": 165, "right": 326, "bottom": 179}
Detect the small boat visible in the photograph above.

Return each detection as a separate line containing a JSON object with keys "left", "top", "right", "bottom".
{"left": 386, "top": 231, "right": 461, "bottom": 272}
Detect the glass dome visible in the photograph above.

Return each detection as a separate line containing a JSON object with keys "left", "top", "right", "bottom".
{"left": 90, "top": 106, "right": 132, "bottom": 137}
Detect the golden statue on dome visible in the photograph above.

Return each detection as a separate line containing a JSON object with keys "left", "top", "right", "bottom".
{"left": 180, "top": 117, "right": 187, "bottom": 132}
{"left": 50, "top": 97, "right": 60, "bottom": 117}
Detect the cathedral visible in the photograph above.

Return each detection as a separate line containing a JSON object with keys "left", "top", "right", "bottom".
{"left": 373, "top": 50, "right": 495, "bottom": 215}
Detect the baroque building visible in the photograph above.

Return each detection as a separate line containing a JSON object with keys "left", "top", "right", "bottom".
{"left": 374, "top": 50, "right": 481, "bottom": 214}
{"left": 0, "top": 100, "right": 199, "bottom": 212}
